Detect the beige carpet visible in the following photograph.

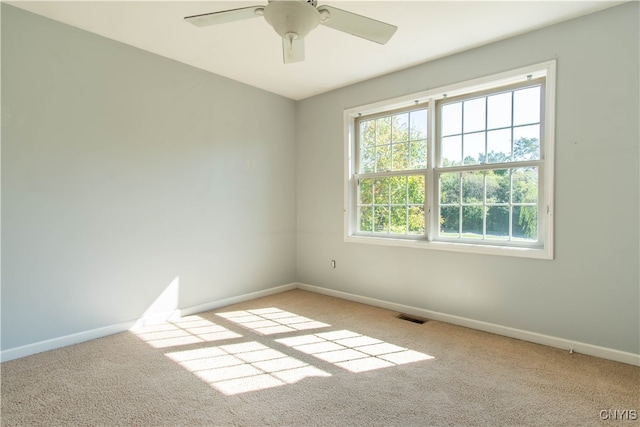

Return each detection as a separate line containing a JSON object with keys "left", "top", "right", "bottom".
{"left": 1, "top": 289, "right": 638, "bottom": 426}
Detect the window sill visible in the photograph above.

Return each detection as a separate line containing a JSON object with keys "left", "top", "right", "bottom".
{"left": 344, "top": 234, "right": 553, "bottom": 260}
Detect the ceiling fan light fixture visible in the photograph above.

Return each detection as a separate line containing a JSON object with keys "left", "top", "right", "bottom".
{"left": 263, "top": 1, "right": 320, "bottom": 39}
{"left": 184, "top": 1, "right": 398, "bottom": 63}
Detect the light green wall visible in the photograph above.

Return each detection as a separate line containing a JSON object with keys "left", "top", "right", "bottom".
{"left": 1, "top": 4, "right": 297, "bottom": 350}
{"left": 295, "top": 2, "right": 639, "bottom": 354}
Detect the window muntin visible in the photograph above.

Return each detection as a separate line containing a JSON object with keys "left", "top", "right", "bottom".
{"left": 436, "top": 81, "right": 544, "bottom": 245}
{"left": 346, "top": 62, "right": 555, "bottom": 258}
{"left": 438, "top": 167, "right": 539, "bottom": 242}
{"left": 358, "top": 109, "right": 428, "bottom": 173}
{"left": 439, "top": 82, "right": 543, "bottom": 167}
{"left": 355, "top": 108, "right": 428, "bottom": 238}
{"left": 357, "top": 175, "right": 426, "bottom": 235}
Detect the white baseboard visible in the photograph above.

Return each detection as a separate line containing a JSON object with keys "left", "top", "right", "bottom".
{"left": 2, "top": 282, "right": 638, "bottom": 367}
{"left": 0, "top": 320, "right": 138, "bottom": 363}
{"left": 296, "top": 283, "right": 640, "bottom": 367}
{"left": 178, "top": 283, "right": 297, "bottom": 317}
{"left": 0, "top": 283, "right": 298, "bottom": 363}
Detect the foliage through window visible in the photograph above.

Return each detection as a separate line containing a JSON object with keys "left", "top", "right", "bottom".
{"left": 437, "top": 82, "right": 543, "bottom": 242}
{"left": 346, "top": 62, "right": 555, "bottom": 259}
{"left": 357, "top": 108, "right": 427, "bottom": 235}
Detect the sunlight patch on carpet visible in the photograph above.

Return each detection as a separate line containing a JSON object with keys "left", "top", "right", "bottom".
{"left": 276, "top": 330, "right": 434, "bottom": 373}
{"left": 136, "top": 307, "right": 432, "bottom": 395}
{"left": 166, "top": 342, "right": 331, "bottom": 395}
{"left": 216, "top": 308, "right": 330, "bottom": 335}
{"left": 132, "top": 315, "right": 242, "bottom": 348}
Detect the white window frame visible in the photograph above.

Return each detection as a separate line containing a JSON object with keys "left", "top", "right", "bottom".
{"left": 344, "top": 60, "right": 556, "bottom": 259}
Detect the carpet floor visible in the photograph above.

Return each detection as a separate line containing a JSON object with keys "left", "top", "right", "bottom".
{"left": 1, "top": 289, "right": 638, "bottom": 426}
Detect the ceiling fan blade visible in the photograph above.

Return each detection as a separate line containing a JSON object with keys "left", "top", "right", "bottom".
{"left": 317, "top": 5, "right": 397, "bottom": 44}
{"left": 283, "top": 37, "right": 305, "bottom": 64}
{"left": 184, "top": 6, "right": 264, "bottom": 27}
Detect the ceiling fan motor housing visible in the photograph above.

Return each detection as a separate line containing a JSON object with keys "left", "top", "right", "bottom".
{"left": 263, "top": 1, "right": 321, "bottom": 40}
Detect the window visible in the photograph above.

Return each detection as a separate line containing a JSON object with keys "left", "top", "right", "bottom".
{"left": 345, "top": 61, "right": 555, "bottom": 259}
{"left": 356, "top": 107, "right": 428, "bottom": 236}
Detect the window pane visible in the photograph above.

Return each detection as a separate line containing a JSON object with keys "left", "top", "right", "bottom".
{"left": 486, "top": 206, "right": 509, "bottom": 239}
{"left": 408, "top": 175, "right": 425, "bottom": 204}
{"left": 462, "top": 206, "right": 484, "bottom": 238}
{"left": 487, "top": 129, "right": 512, "bottom": 163}
{"left": 440, "top": 206, "right": 460, "bottom": 236}
{"left": 376, "top": 116, "right": 391, "bottom": 145}
{"left": 374, "top": 177, "right": 390, "bottom": 205}
{"left": 441, "top": 135, "right": 462, "bottom": 167}
{"left": 359, "top": 178, "right": 373, "bottom": 204}
{"left": 487, "top": 92, "right": 512, "bottom": 130}
{"left": 392, "top": 142, "right": 409, "bottom": 170}
{"left": 409, "top": 140, "right": 427, "bottom": 169}
{"left": 376, "top": 145, "right": 392, "bottom": 172}
{"left": 360, "top": 147, "right": 376, "bottom": 173}
{"left": 360, "top": 120, "right": 376, "bottom": 147}
{"left": 410, "top": 109, "right": 428, "bottom": 140}
{"left": 463, "top": 97, "right": 486, "bottom": 133}
{"left": 392, "top": 113, "right": 409, "bottom": 142}
{"left": 408, "top": 206, "right": 425, "bottom": 234}
{"left": 390, "top": 207, "right": 407, "bottom": 234}
{"left": 512, "top": 168, "right": 538, "bottom": 204}
{"left": 439, "top": 173, "right": 460, "bottom": 204}
{"left": 374, "top": 206, "right": 389, "bottom": 233}
{"left": 390, "top": 176, "right": 407, "bottom": 205}
{"left": 463, "top": 132, "right": 485, "bottom": 165}
{"left": 513, "top": 86, "right": 541, "bottom": 126}
{"left": 512, "top": 206, "right": 537, "bottom": 240}
{"left": 462, "top": 171, "right": 484, "bottom": 204}
{"left": 359, "top": 207, "right": 373, "bottom": 232}
{"left": 442, "top": 103, "right": 462, "bottom": 136}
{"left": 486, "top": 170, "right": 510, "bottom": 204}
{"left": 513, "top": 125, "right": 540, "bottom": 161}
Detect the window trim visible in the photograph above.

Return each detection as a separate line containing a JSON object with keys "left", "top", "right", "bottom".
{"left": 344, "top": 60, "right": 556, "bottom": 259}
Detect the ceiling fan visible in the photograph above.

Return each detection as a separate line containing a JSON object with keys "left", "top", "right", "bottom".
{"left": 184, "top": 0, "right": 397, "bottom": 64}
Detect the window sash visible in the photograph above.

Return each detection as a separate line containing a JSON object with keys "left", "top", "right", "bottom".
{"left": 355, "top": 171, "right": 428, "bottom": 238}
{"left": 355, "top": 106, "right": 429, "bottom": 175}
{"left": 436, "top": 165, "right": 543, "bottom": 247}
{"left": 436, "top": 78, "right": 546, "bottom": 169}
{"left": 354, "top": 104, "right": 430, "bottom": 239}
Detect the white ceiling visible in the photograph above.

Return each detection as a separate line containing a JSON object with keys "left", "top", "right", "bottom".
{"left": 7, "top": 0, "right": 624, "bottom": 100}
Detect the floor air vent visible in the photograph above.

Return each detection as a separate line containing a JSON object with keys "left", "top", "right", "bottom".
{"left": 396, "top": 314, "right": 427, "bottom": 324}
